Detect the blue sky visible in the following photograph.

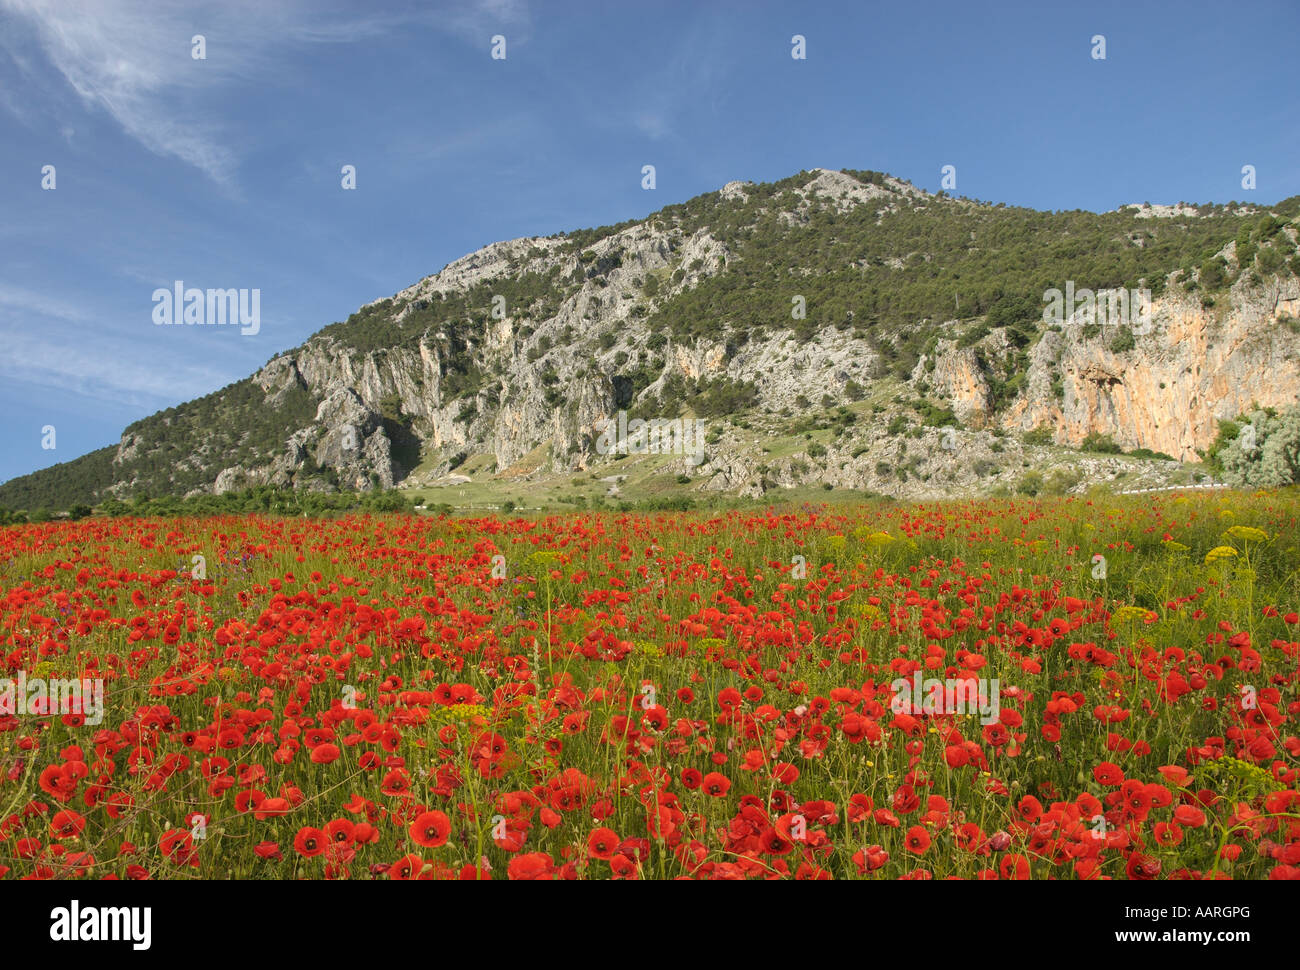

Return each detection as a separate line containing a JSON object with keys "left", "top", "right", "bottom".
{"left": 1, "top": 0, "right": 1297, "bottom": 487}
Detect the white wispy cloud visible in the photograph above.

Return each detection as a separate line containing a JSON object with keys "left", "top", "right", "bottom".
{"left": 540, "top": 7, "right": 728, "bottom": 146}
{"left": 630, "top": 18, "right": 733, "bottom": 142}
{"left": 0, "top": 281, "right": 91, "bottom": 323}
{"left": 0, "top": 0, "right": 531, "bottom": 184}
{"left": 0, "top": 325, "right": 236, "bottom": 406}
{"left": 0, "top": 0, "right": 255, "bottom": 183}
{"left": 635, "top": 112, "right": 670, "bottom": 140}
{"left": 0, "top": 280, "right": 237, "bottom": 405}
{"left": 440, "top": 0, "right": 531, "bottom": 44}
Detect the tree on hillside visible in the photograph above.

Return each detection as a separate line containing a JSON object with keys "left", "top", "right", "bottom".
{"left": 1215, "top": 406, "right": 1300, "bottom": 487}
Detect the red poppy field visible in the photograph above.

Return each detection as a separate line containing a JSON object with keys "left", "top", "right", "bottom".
{"left": 1, "top": 491, "right": 1298, "bottom": 881}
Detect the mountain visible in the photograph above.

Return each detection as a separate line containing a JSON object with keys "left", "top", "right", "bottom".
{"left": 4, "top": 167, "right": 1300, "bottom": 512}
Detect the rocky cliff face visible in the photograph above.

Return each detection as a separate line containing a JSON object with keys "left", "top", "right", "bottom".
{"left": 921, "top": 277, "right": 1300, "bottom": 462}
{"left": 34, "top": 167, "right": 1300, "bottom": 505}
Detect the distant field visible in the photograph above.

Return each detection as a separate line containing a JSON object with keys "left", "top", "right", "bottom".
{"left": 1, "top": 489, "right": 1297, "bottom": 880}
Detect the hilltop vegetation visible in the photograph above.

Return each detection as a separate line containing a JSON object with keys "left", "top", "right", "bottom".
{"left": 2, "top": 167, "right": 1298, "bottom": 516}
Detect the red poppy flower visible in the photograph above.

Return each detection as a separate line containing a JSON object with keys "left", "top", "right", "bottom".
{"left": 507, "top": 852, "right": 555, "bottom": 880}
{"left": 587, "top": 827, "right": 620, "bottom": 860}
{"left": 310, "top": 743, "right": 341, "bottom": 764}
{"left": 701, "top": 772, "right": 731, "bottom": 797}
{"left": 254, "top": 796, "right": 289, "bottom": 820}
{"left": 1153, "top": 822, "right": 1183, "bottom": 846}
{"left": 325, "top": 818, "right": 355, "bottom": 845}
{"left": 1093, "top": 762, "right": 1124, "bottom": 786}
{"left": 388, "top": 853, "right": 425, "bottom": 880}
{"left": 409, "top": 810, "right": 451, "bottom": 848}
{"left": 1125, "top": 853, "right": 1162, "bottom": 880}
{"left": 999, "top": 854, "right": 1030, "bottom": 880}
{"left": 50, "top": 810, "right": 86, "bottom": 839}
{"left": 851, "top": 844, "right": 889, "bottom": 873}
{"left": 874, "top": 808, "right": 901, "bottom": 828}
{"left": 1157, "top": 765, "right": 1193, "bottom": 786}
{"left": 294, "top": 826, "right": 326, "bottom": 857}
{"left": 905, "top": 825, "right": 931, "bottom": 855}
{"left": 770, "top": 762, "right": 799, "bottom": 785}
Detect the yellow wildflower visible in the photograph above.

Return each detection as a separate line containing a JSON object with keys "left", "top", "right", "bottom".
{"left": 1204, "top": 545, "right": 1238, "bottom": 565}
{"left": 1224, "top": 526, "right": 1268, "bottom": 544}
